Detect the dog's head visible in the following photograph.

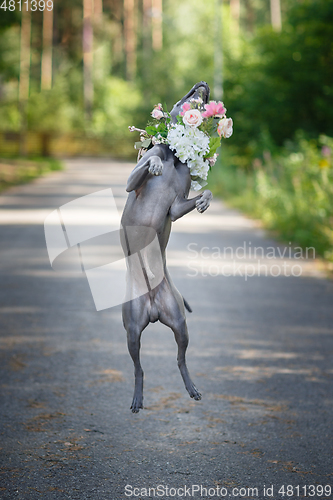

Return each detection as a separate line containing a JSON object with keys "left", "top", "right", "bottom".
{"left": 170, "top": 81, "right": 210, "bottom": 123}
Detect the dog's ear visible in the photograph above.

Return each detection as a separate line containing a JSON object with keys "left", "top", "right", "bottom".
{"left": 178, "top": 81, "right": 210, "bottom": 106}
{"left": 194, "top": 81, "right": 210, "bottom": 104}
{"left": 170, "top": 81, "right": 210, "bottom": 122}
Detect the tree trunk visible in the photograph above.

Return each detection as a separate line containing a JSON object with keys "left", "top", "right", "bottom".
{"left": 243, "top": 0, "right": 254, "bottom": 33}
{"left": 19, "top": 3, "right": 31, "bottom": 102}
{"left": 83, "top": 0, "right": 94, "bottom": 119}
{"left": 41, "top": 7, "right": 53, "bottom": 90}
{"left": 270, "top": 0, "right": 282, "bottom": 32}
{"left": 19, "top": 2, "right": 31, "bottom": 156}
{"left": 142, "top": 0, "right": 152, "bottom": 52}
{"left": 214, "top": 0, "right": 223, "bottom": 100}
{"left": 124, "top": 0, "right": 137, "bottom": 80}
{"left": 151, "top": 0, "right": 162, "bottom": 51}
{"left": 94, "top": 0, "right": 103, "bottom": 20}
{"left": 41, "top": 132, "right": 51, "bottom": 157}
{"left": 230, "top": 0, "right": 240, "bottom": 35}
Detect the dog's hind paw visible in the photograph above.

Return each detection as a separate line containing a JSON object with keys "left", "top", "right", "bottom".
{"left": 130, "top": 397, "right": 143, "bottom": 413}
{"left": 188, "top": 385, "right": 202, "bottom": 401}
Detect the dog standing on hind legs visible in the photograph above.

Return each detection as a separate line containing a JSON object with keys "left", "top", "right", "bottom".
{"left": 121, "top": 82, "right": 213, "bottom": 412}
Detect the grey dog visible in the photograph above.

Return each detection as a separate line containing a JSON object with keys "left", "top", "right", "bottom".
{"left": 121, "top": 82, "right": 213, "bottom": 412}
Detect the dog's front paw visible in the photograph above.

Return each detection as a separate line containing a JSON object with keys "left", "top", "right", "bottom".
{"left": 195, "top": 190, "right": 212, "bottom": 213}
{"left": 148, "top": 156, "right": 163, "bottom": 176}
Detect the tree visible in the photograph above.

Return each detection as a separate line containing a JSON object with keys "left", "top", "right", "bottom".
{"left": 270, "top": 0, "right": 282, "bottom": 31}
{"left": 151, "top": 0, "right": 163, "bottom": 51}
{"left": 124, "top": 0, "right": 137, "bottom": 80}
{"left": 19, "top": 5, "right": 31, "bottom": 102}
{"left": 230, "top": 0, "right": 240, "bottom": 34}
{"left": 83, "top": 0, "right": 94, "bottom": 117}
{"left": 224, "top": 0, "right": 333, "bottom": 152}
{"left": 41, "top": 7, "right": 54, "bottom": 90}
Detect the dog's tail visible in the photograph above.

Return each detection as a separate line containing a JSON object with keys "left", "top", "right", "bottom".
{"left": 183, "top": 297, "right": 192, "bottom": 313}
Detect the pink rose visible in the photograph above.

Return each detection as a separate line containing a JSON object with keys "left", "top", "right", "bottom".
{"left": 183, "top": 109, "right": 203, "bottom": 127}
{"left": 180, "top": 102, "right": 192, "bottom": 116}
{"left": 202, "top": 100, "right": 226, "bottom": 118}
{"left": 217, "top": 117, "right": 233, "bottom": 138}
{"left": 151, "top": 108, "right": 164, "bottom": 119}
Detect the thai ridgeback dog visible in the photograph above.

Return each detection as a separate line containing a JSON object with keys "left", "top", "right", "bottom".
{"left": 121, "top": 82, "right": 213, "bottom": 412}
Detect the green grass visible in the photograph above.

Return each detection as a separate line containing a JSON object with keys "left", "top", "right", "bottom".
{"left": 0, "top": 156, "right": 63, "bottom": 192}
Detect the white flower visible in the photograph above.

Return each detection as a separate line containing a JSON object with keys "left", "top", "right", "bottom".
{"left": 154, "top": 134, "right": 168, "bottom": 145}
{"left": 167, "top": 124, "right": 211, "bottom": 187}
{"left": 183, "top": 109, "right": 203, "bottom": 128}
{"left": 188, "top": 156, "right": 209, "bottom": 180}
{"left": 189, "top": 128, "right": 210, "bottom": 155}
{"left": 190, "top": 180, "right": 203, "bottom": 191}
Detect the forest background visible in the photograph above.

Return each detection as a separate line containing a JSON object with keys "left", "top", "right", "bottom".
{"left": 0, "top": 0, "right": 332, "bottom": 262}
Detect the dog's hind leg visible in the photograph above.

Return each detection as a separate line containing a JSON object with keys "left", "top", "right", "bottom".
{"left": 158, "top": 281, "right": 201, "bottom": 401}
{"left": 123, "top": 297, "right": 150, "bottom": 413}
{"left": 127, "top": 325, "right": 144, "bottom": 413}
{"left": 173, "top": 317, "right": 201, "bottom": 400}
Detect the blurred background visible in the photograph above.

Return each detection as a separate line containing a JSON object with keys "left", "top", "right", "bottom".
{"left": 0, "top": 0, "right": 332, "bottom": 261}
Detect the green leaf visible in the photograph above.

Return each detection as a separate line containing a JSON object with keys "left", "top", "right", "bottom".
{"left": 190, "top": 175, "right": 208, "bottom": 188}
{"left": 134, "top": 138, "right": 152, "bottom": 149}
{"left": 210, "top": 136, "right": 221, "bottom": 149}
{"left": 141, "top": 139, "right": 152, "bottom": 148}
{"left": 146, "top": 126, "right": 158, "bottom": 135}
{"left": 206, "top": 137, "right": 221, "bottom": 157}
{"left": 157, "top": 122, "right": 167, "bottom": 133}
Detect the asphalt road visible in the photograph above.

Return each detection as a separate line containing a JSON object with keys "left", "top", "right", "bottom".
{"left": 0, "top": 158, "right": 332, "bottom": 500}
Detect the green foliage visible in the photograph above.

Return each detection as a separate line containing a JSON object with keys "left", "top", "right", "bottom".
{"left": 27, "top": 79, "right": 77, "bottom": 133}
{"left": 90, "top": 76, "right": 143, "bottom": 156}
{"left": 0, "top": 101, "right": 21, "bottom": 131}
{"left": 145, "top": 120, "right": 169, "bottom": 139}
{"left": 0, "top": 24, "right": 20, "bottom": 82}
{"left": 208, "top": 135, "right": 333, "bottom": 261}
{"left": 0, "top": 4, "right": 20, "bottom": 32}
{"left": 225, "top": 0, "right": 333, "bottom": 150}
{"left": 206, "top": 137, "right": 221, "bottom": 158}
{"left": 206, "top": 0, "right": 333, "bottom": 262}
{"left": 145, "top": 126, "right": 158, "bottom": 135}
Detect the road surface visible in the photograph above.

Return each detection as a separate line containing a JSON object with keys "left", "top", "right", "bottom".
{"left": 0, "top": 158, "right": 332, "bottom": 499}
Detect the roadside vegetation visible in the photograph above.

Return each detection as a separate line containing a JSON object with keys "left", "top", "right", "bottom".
{"left": 208, "top": 135, "right": 333, "bottom": 263}
{"left": 206, "top": 0, "right": 333, "bottom": 263}
{"left": 0, "top": 157, "right": 62, "bottom": 192}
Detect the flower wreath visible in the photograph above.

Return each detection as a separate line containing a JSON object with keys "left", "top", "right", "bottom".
{"left": 129, "top": 97, "right": 233, "bottom": 191}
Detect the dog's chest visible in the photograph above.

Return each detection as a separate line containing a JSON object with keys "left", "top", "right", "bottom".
{"left": 158, "top": 159, "right": 190, "bottom": 192}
